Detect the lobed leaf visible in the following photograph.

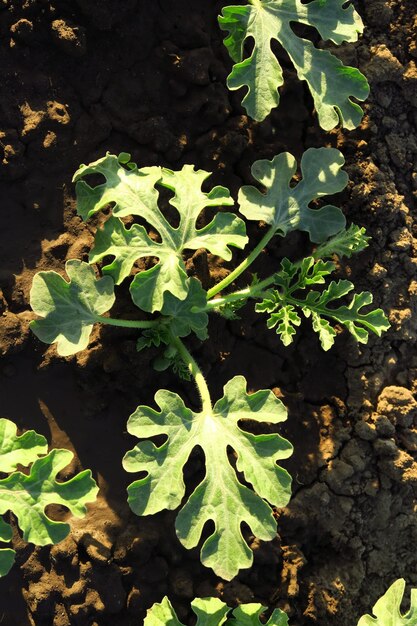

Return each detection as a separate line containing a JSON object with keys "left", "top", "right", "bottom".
{"left": 160, "top": 277, "right": 209, "bottom": 341}
{"left": 0, "top": 418, "right": 98, "bottom": 578}
{"left": 219, "top": 0, "right": 369, "bottom": 129}
{"left": 266, "top": 304, "right": 301, "bottom": 346}
{"left": 0, "top": 418, "right": 47, "bottom": 473}
{"left": 357, "top": 579, "right": 417, "bottom": 626}
{"left": 0, "top": 448, "right": 98, "bottom": 546}
{"left": 314, "top": 224, "right": 370, "bottom": 260}
{"left": 303, "top": 281, "right": 390, "bottom": 345}
{"left": 257, "top": 257, "right": 390, "bottom": 349}
{"left": 30, "top": 259, "right": 115, "bottom": 356}
{"left": 144, "top": 596, "right": 288, "bottom": 626}
{"left": 74, "top": 154, "right": 248, "bottom": 312}
{"left": 239, "top": 148, "right": 347, "bottom": 243}
{"left": 123, "top": 375, "right": 292, "bottom": 580}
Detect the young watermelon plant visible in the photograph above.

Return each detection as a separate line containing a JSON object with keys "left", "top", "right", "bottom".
{"left": 144, "top": 578, "right": 417, "bottom": 626}
{"left": 218, "top": 0, "right": 369, "bottom": 129}
{"left": 144, "top": 596, "right": 288, "bottom": 626}
{"left": 0, "top": 418, "right": 98, "bottom": 577}
{"left": 29, "top": 147, "right": 389, "bottom": 580}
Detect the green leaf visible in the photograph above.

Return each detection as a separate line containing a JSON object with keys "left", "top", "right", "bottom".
{"left": 145, "top": 597, "right": 289, "bottom": 626}
{"left": 238, "top": 148, "right": 347, "bottom": 243}
{"left": 303, "top": 281, "right": 391, "bottom": 345}
{"left": 266, "top": 304, "right": 301, "bottom": 346}
{"left": 74, "top": 154, "right": 248, "bottom": 312}
{"left": 73, "top": 152, "right": 162, "bottom": 221}
{"left": 314, "top": 224, "right": 370, "bottom": 260}
{"left": 0, "top": 518, "right": 14, "bottom": 578}
{"left": 0, "top": 448, "right": 98, "bottom": 546}
{"left": 30, "top": 259, "right": 115, "bottom": 356}
{"left": 90, "top": 216, "right": 158, "bottom": 286}
{"left": 218, "top": 0, "right": 369, "bottom": 129}
{"left": 123, "top": 375, "right": 292, "bottom": 580}
{"left": 0, "top": 418, "right": 47, "bottom": 473}
{"left": 232, "top": 604, "right": 289, "bottom": 626}
{"left": 257, "top": 257, "right": 390, "bottom": 350}
{"left": 160, "top": 278, "right": 209, "bottom": 341}
{"left": 274, "top": 257, "right": 335, "bottom": 291}
{"left": 145, "top": 596, "right": 229, "bottom": 626}
{"left": 357, "top": 579, "right": 417, "bottom": 626}
{"left": 0, "top": 549, "right": 15, "bottom": 577}
{"left": 144, "top": 596, "right": 183, "bottom": 626}
{"left": 0, "top": 418, "right": 98, "bottom": 578}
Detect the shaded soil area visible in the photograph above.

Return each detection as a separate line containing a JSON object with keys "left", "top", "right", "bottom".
{"left": 0, "top": 0, "right": 417, "bottom": 624}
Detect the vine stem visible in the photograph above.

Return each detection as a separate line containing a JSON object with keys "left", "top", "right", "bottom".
{"left": 169, "top": 333, "right": 212, "bottom": 414}
{"left": 95, "top": 315, "right": 159, "bottom": 329}
{"left": 203, "top": 246, "right": 329, "bottom": 313}
{"left": 206, "top": 225, "right": 276, "bottom": 300}
{"left": 200, "top": 274, "right": 277, "bottom": 312}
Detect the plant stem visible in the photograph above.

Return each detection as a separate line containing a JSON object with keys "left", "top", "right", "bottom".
{"left": 95, "top": 315, "right": 159, "bottom": 329}
{"left": 206, "top": 225, "right": 276, "bottom": 300}
{"left": 169, "top": 333, "right": 212, "bottom": 413}
{"left": 202, "top": 274, "right": 277, "bottom": 312}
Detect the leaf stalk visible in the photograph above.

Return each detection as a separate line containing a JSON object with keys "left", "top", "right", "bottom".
{"left": 169, "top": 333, "right": 212, "bottom": 413}
{"left": 206, "top": 225, "right": 276, "bottom": 299}
{"left": 95, "top": 315, "right": 159, "bottom": 329}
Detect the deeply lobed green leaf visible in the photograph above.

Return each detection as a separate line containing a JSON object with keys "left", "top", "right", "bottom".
{"left": 257, "top": 257, "right": 390, "bottom": 349}
{"left": 357, "top": 579, "right": 417, "bottom": 626}
{"left": 0, "top": 449, "right": 98, "bottom": 546}
{"left": 30, "top": 259, "right": 115, "bottom": 356}
{"left": 123, "top": 375, "right": 292, "bottom": 580}
{"left": 239, "top": 148, "right": 347, "bottom": 243}
{"left": 145, "top": 596, "right": 289, "bottom": 626}
{"left": 73, "top": 153, "right": 248, "bottom": 312}
{"left": 219, "top": 0, "right": 369, "bottom": 128}
{"left": 0, "top": 418, "right": 98, "bottom": 577}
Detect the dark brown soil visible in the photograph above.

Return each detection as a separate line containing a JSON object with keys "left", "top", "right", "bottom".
{"left": 0, "top": 0, "right": 416, "bottom": 625}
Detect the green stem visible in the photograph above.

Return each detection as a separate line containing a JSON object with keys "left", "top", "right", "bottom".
{"left": 202, "top": 274, "right": 277, "bottom": 312}
{"left": 95, "top": 315, "right": 159, "bottom": 329}
{"left": 169, "top": 333, "right": 212, "bottom": 413}
{"left": 206, "top": 225, "right": 276, "bottom": 300}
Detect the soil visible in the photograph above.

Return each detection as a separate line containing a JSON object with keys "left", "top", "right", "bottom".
{"left": 0, "top": 0, "right": 416, "bottom": 625}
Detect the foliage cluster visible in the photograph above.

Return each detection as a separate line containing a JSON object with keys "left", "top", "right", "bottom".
{"left": 0, "top": 2, "right": 399, "bottom": 625}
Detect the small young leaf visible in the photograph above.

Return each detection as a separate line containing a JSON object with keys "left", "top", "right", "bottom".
{"left": 0, "top": 418, "right": 47, "bottom": 473}
{"left": 144, "top": 596, "right": 184, "bottom": 626}
{"left": 30, "top": 260, "right": 115, "bottom": 356}
{"left": 218, "top": 0, "right": 369, "bottom": 129}
{"left": 74, "top": 154, "right": 248, "bottom": 312}
{"left": 232, "top": 604, "right": 289, "bottom": 626}
{"left": 310, "top": 311, "right": 337, "bottom": 351}
{"left": 266, "top": 304, "right": 301, "bottom": 346}
{"left": 239, "top": 148, "right": 347, "bottom": 243}
{"left": 357, "top": 579, "right": 417, "bottom": 626}
{"left": 257, "top": 258, "right": 390, "bottom": 350}
{"left": 160, "top": 278, "right": 209, "bottom": 341}
{"left": 0, "top": 448, "right": 98, "bottom": 546}
{"left": 123, "top": 375, "right": 292, "bottom": 580}
{"left": 315, "top": 224, "right": 370, "bottom": 260}
{"left": 305, "top": 285, "right": 390, "bottom": 345}
{"left": 144, "top": 597, "right": 289, "bottom": 626}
